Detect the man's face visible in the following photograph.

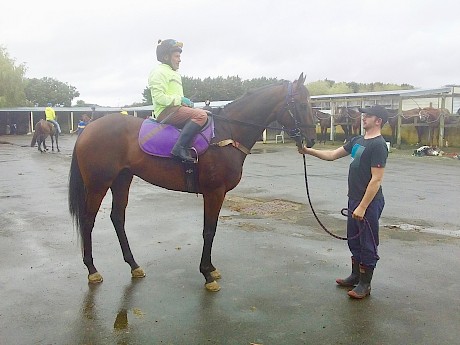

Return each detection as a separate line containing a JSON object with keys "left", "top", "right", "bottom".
{"left": 169, "top": 51, "right": 181, "bottom": 71}
{"left": 362, "top": 114, "right": 381, "bottom": 130}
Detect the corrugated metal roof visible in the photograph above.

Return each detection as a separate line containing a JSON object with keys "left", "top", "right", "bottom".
{"left": 311, "top": 87, "right": 453, "bottom": 100}
{"left": 0, "top": 106, "right": 123, "bottom": 112}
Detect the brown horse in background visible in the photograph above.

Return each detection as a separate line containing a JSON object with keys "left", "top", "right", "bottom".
{"left": 313, "top": 109, "right": 331, "bottom": 144}
{"left": 419, "top": 107, "right": 459, "bottom": 146}
{"left": 387, "top": 107, "right": 444, "bottom": 146}
{"left": 387, "top": 108, "right": 426, "bottom": 145}
{"left": 336, "top": 107, "right": 361, "bottom": 141}
{"left": 30, "top": 119, "right": 60, "bottom": 152}
{"left": 68, "top": 73, "right": 317, "bottom": 292}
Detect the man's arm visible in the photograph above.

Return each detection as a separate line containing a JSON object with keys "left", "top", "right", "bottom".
{"left": 299, "top": 145, "right": 349, "bottom": 161}
{"left": 352, "top": 167, "right": 385, "bottom": 220}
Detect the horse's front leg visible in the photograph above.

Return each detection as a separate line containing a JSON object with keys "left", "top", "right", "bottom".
{"left": 51, "top": 135, "right": 55, "bottom": 151}
{"left": 110, "top": 171, "right": 145, "bottom": 279}
{"left": 201, "top": 190, "right": 225, "bottom": 292}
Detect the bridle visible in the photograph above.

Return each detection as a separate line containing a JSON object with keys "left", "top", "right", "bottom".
{"left": 277, "top": 81, "right": 316, "bottom": 148}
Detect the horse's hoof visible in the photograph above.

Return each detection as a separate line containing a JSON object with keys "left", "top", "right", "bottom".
{"left": 131, "top": 267, "right": 146, "bottom": 278}
{"left": 205, "top": 280, "right": 221, "bottom": 292}
{"left": 88, "top": 272, "right": 103, "bottom": 284}
{"left": 210, "top": 269, "right": 221, "bottom": 280}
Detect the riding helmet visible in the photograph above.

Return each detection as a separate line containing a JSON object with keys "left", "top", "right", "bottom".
{"left": 156, "top": 39, "right": 183, "bottom": 63}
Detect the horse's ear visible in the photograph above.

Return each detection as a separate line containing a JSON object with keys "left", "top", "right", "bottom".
{"left": 297, "top": 73, "right": 306, "bottom": 88}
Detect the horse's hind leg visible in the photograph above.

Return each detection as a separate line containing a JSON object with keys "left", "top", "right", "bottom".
{"left": 200, "top": 189, "right": 225, "bottom": 292}
{"left": 110, "top": 170, "right": 145, "bottom": 279}
{"left": 82, "top": 190, "right": 108, "bottom": 283}
{"left": 55, "top": 134, "right": 60, "bottom": 152}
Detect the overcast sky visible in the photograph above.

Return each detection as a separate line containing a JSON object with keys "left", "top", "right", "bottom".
{"left": 2, "top": 0, "right": 459, "bottom": 107}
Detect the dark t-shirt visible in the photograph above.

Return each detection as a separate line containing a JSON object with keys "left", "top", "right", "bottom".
{"left": 343, "top": 135, "right": 388, "bottom": 201}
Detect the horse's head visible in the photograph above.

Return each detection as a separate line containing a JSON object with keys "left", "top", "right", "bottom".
{"left": 276, "top": 73, "right": 316, "bottom": 148}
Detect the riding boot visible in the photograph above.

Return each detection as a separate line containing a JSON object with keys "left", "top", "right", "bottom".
{"left": 336, "top": 256, "right": 360, "bottom": 287}
{"left": 171, "top": 121, "right": 202, "bottom": 163}
{"left": 348, "top": 264, "right": 374, "bottom": 299}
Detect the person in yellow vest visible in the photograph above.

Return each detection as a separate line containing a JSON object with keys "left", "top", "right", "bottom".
{"left": 45, "top": 102, "right": 62, "bottom": 134}
{"left": 148, "top": 39, "right": 207, "bottom": 163}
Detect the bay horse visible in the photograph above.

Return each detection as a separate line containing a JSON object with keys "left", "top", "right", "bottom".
{"left": 30, "top": 119, "right": 60, "bottom": 152}
{"left": 313, "top": 109, "right": 331, "bottom": 144}
{"left": 68, "top": 73, "right": 316, "bottom": 292}
{"left": 387, "top": 108, "right": 426, "bottom": 145}
{"left": 419, "top": 107, "right": 458, "bottom": 146}
{"left": 336, "top": 107, "right": 361, "bottom": 141}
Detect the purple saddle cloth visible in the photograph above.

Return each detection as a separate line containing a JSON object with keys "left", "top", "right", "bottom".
{"left": 138, "top": 118, "right": 215, "bottom": 158}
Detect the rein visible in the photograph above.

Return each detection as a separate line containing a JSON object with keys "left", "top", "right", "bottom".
{"left": 209, "top": 112, "right": 315, "bottom": 131}
{"left": 300, "top": 151, "right": 379, "bottom": 261}
{"left": 300, "top": 153, "right": 363, "bottom": 240}
{"left": 208, "top": 81, "right": 315, "bottom": 153}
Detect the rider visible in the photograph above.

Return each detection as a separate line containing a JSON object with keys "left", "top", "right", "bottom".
{"left": 148, "top": 39, "right": 208, "bottom": 163}
{"left": 45, "top": 102, "right": 62, "bottom": 134}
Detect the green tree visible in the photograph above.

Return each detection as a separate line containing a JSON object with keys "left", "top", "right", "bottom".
{"left": 142, "top": 87, "right": 152, "bottom": 105}
{"left": 329, "top": 82, "right": 353, "bottom": 94}
{"left": 0, "top": 46, "right": 28, "bottom": 107}
{"left": 306, "top": 80, "right": 334, "bottom": 96}
{"left": 24, "top": 77, "right": 80, "bottom": 106}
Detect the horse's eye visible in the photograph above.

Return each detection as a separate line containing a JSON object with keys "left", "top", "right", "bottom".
{"left": 299, "top": 103, "right": 307, "bottom": 110}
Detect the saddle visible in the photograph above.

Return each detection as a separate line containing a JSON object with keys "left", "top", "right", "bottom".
{"left": 138, "top": 117, "right": 215, "bottom": 194}
{"left": 138, "top": 117, "right": 215, "bottom": 158}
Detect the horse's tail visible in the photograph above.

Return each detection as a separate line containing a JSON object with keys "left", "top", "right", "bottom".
{"left": 30, "top": 127, "right": 38, "bottom": 147}
{"left": 68, "top": 145, "right": 86, "bottom": 240}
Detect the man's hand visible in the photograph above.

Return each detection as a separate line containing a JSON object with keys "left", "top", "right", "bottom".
{"left": 352, "top": 205, "right": 366, "bottom": 221}
{"left": 298, "top": 145, "right": 307, "bottom": 155}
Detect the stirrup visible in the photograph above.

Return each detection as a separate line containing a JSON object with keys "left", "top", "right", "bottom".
{"left": 171, "top": 147, "right": 197, "bottom": 163}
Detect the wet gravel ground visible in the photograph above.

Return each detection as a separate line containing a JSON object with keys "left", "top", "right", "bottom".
{"left": 0, "top": 134, "right": 459, "bottom": 345}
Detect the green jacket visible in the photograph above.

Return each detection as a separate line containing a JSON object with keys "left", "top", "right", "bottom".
{"left": 148, "top": 63, "right": 183, "bottom": 117}
{"left": 45, "top": 107, "right": 56, "bottom": 121}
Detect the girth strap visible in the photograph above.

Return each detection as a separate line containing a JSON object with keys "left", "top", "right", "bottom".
{"left": 212, "top": 139, "right": 251, "bottom": 155}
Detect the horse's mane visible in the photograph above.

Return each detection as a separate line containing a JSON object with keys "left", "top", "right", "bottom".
{"left": 220, "top": 80, "right": 289, "bottom": 115}
{"left": 313, "top": 109, "right": 331, "bottom": 120}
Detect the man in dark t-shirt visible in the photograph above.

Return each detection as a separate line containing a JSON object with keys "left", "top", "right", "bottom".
{"left": 298, "top": 105, "right": 389, "bottom": 299}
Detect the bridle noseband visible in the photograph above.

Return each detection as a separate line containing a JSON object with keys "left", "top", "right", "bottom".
{"left": 278, "top": 81, "right": 314, "bottom": 147}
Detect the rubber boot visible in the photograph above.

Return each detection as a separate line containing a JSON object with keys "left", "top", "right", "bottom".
{"left": 348, "top": 264, "right": 374, "bottom": 299}
{"left": 171, "top": 121, "right": 202, "bottom": 163}
{"left": 336, "top": 257, "right": 359, "bottom": 287}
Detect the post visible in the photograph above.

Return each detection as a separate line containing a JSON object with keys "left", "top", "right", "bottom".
{"left": 396, "top": 100, "right": 402, "bottom": 148}
{"left": 330, "top": 104, "right": 336, "bottom": 141}
{"left": 70, "top": 111, "right": 74, "bottom": 133}
{"left": 262, "top": 129, "right": 267, "bottom": 143}
{"left": 438, "top": 96, "right": 446, "bottom": 148}
{"left": 29, "top": 111, "right": 34, "bottom": 134}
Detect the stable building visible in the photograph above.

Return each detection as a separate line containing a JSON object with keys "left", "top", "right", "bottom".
{"left": 1, "top": 87, "right": 459, "bottom": 147}
{"left": 310, "top": 86, "right": 460, "bottom": 147}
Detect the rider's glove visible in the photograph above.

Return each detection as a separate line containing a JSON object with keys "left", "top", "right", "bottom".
{"left": 181, "top": 97, "right": 193, "bottom": 108}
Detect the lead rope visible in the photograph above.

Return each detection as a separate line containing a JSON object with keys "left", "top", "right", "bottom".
{"left": 300, "top": 151, "right": 379, "bottom": 259}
